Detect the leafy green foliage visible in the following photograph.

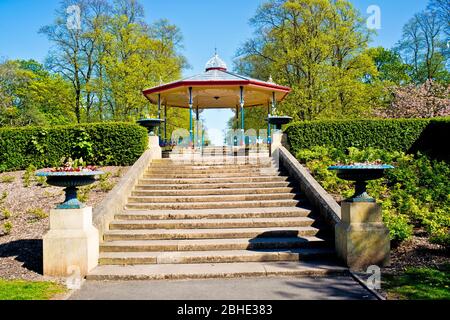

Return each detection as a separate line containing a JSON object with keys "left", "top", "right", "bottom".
{"left": 27, "top": 208, "right": 48, "bottom": 220}
{"left": 78, "top": 186, "right": 94, "bottom": 204}
{"left": 0, "top": 175, "right": 14, "bottom": 183}
{"left": 0, "top": 60, "right": 75, "bottom": 127}
{"left": 296, "top": 146, "right": 450, "bottom": 245}
{"left": 3, "top": 221, "right": 13, "bottom": 235}
{"left": 235, "top": 0, "right": 387, "bottom": 121}
{"left": 0, "top": 123, "right": 148, "bottom": 172}
{"left": 22, "top": 165, "right": 37, "bottom": 188}
{"left": 98, "top": 172, "right": 114, "bottom": 192}
{"left": 1, "top": 208, "right": 12, "bottom": 219}
{"left": 286, "top": 119, "right": 431, "bottom": 155}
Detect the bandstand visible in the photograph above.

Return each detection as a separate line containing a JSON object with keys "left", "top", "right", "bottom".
{"left": 142, "top": 53, "right": 291, "bottom": 150}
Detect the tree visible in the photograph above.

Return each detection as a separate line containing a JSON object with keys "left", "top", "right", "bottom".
{"left": 395, "top": 9, "right": 449, "bottom": 84}
{"left": 0, "top": 60, "right": 75, "bottom": 127}
{"left": 366, "top": 47, "right": 412, "bottom": 85}
{"left": 40, "top": 0, "right": 188, "bottom": 125}
{"left": 375, "top": 80, "right": 450, "bottom": 119}
{"left": 40, "top": 0, "right": 109, "bottom": 123}
{"left": 428, "top": 0, "right": 450, "bottom": 37}
{"left": 234, "top": 0, "right": 382, "bottom": 121}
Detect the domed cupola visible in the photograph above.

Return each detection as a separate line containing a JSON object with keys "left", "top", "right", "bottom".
{"left": 205, "top": 53, "right": 228, "bottom": 71}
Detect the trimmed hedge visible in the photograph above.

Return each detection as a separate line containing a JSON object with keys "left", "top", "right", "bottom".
{"left": 0, "top": 122, "right": 148, "bottom": 172}
{"left": 285, "top": 118, "right": 450, "bottom": 160}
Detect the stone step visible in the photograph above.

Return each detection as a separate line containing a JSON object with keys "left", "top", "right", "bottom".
{"left": 127, "top": 193, "right": 297, "bottom": 204}
{"left": 117, "top": 207, "right": 310, "bottom": 221}
{"left": 138, "top": 176, "right": 289, "bottom": 185}
{"left": 109, "top": 217, "right": 314, "bottom": 230}
{"left": 87, "top": 261, "right": 347, "bottom": 280}
{"left": 98, "top": 248, "right": 336, "bottom": 265}
{"left": 104, "top": 226, "right": 320, "bottom": 241}
{"left": 125, "top": 199, "right": 300, "bottom": 210}
{"left": 143, "top": 171, "right": 280, "bottom": 178}
{"left": 100, "top": 237, "right": 329, "bottom": 253}
{"left": 131, "top": 187, "right": 295, "bottom": 197}
{"left": 148, "top": 162, "right": 272, "bottom": 171}
{"left": 153, "top": 158, "right": 273, "bottom": 165}
{"left": 134, "top": 181, "right": 292, "bottom": 190}
{"left": 146, "top": 168, "right": 278, "bottom": 175}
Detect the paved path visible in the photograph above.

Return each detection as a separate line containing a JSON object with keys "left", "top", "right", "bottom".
{"left": 69, "top": 276, "right": 375, "bottom": 300}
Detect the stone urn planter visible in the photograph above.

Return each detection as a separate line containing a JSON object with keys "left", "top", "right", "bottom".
{"left": 267, "top": 116, "right": 293, "bottom": 131}
{"left": 137, "top": 118, "right": 165, "bottom": 136}
{"left": 36, "top": 171, "right": 104, "bottom": 209}
{"left": 328, "top": 164, "right": 394, "bottom": 203}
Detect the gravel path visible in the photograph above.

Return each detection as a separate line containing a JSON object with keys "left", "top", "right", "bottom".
{"left": 0, "top": 167, "right": 129, "bottom": 281}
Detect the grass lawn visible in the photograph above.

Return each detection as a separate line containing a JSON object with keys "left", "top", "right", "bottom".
{"left": 383, "top": 264, "right": 450, "bottom": 300}
{"left": 0, "top": 279, "right": 67, "bottom": 300}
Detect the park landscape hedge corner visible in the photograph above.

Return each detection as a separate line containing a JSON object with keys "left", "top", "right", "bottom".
{"left": 0, "top": 122, "right": 149, "bottom": 172}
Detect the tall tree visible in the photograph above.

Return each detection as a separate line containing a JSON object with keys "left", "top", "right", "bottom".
{"left": 235, "top": 0, "right": 381, "bottom": 121}
{"left": 40, "top": 0, "right": 109, "bottom": 123}
{"left": 366, "top": 47, "right": 412, "bottom": 85}
{"left": 0, "top": 60, "right": 75, "bottom": 127}
{"left": 395, "top": 9, "right": 449, "bottom": 83}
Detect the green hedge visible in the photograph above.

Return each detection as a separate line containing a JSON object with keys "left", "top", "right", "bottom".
{"left": 0, "top": 122, "right": 148, "bottom": 172}
{"left": 285, "top": 119, "right": 450, "bottom": 160}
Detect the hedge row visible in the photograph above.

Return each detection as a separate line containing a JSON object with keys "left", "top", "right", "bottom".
{"left": 0, "top": 122, "right": 149, "bottom": 172}
{"left": 285, "top": 118, "right": 450, "bottom": 160}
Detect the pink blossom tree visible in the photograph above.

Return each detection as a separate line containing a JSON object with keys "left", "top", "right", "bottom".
{"left": 376, "top": 80, "right": 450, "bottom": 118}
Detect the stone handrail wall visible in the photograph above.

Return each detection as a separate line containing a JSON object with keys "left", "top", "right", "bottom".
{"left": 93, "top": 149, "right": 156, "bottom": 241}
{"left": 277, "top": 146, "right": 341, "bottom": 228}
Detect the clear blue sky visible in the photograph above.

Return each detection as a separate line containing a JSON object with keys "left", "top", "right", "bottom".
{"left": 0, "top": 0, "right": 429, "bottom": 144}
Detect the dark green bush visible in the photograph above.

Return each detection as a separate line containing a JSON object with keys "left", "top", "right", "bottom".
{"left": 285, "top": 119, "right": 450, "bottom": 160}
{"left": 0, "top": 122, "right": 148, "bottom": 172}
{"left": 296, "top": 146, "right": 450, "bottom": 246}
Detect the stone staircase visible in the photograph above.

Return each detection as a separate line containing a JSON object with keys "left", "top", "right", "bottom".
{"left": 88, "top": 156, "right": 345, "bottom": 280}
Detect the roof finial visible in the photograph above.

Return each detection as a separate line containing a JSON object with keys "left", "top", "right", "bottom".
{"left": 214, "top": 46, "right": 217, "bottom": 56}
{"left": 268, "top": 75, "right": 274, "bottom": 83}
{"left": 159, "top": 75, "right": 163, "bottom": 85}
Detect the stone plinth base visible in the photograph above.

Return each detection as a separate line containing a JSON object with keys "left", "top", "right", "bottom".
{"left": 149, "top": 136, "right": 162, "bottom": 159}
{"left": 335, "top": 202, "right": 390, "bottom": 270}
{"left": 43, "top": 207, "right": 99, "bottom": 277}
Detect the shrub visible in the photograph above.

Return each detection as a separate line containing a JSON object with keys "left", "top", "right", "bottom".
{"left": 78, "top": 185, "right": 95, "bottom": 203}
{"left": 27, "top": 208, "right": 48, "bottom": 220}
{"left": 286, "top": 118, "right": 450, "bottom": 161}
{"left": 3, "top": 221, "right": 12, "bottom": 235}
{"left": 1, "top": 208, "right": 12, "bottom": 219}
{"left": 296, "top": 146, "right": 449, "bottom": 246}
{"left": 0, "top": 175, "right": 15, "bottom": 183}
{"left": 98, "top": 172, "right": 115, "bottom": 192}
{"left": 0, "top": 122, "right": 148, "bottom": 172}
{"left": 22, "top": 165, "right": 37, "bottom": 187}
{"left": 383, "top": 210, "right": 414, "bottom": 243}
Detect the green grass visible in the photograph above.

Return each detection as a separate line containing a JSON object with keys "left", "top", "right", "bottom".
{"left": 0, "top": 279, "right": 66, "bottom": 300}
{"left": 383, "top": 264, "right": 450, "bottom": 300}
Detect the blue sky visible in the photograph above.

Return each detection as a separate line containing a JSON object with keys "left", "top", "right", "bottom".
{"left": 0, "top": 0, "right": 429, "bottom": 144}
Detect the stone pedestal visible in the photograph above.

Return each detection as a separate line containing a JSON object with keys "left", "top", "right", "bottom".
{"left": 271, "top": 131, "right": 283, "bottom": 169}
{"left": 335, "top": 202, "right": 390, "bottom": 270}
{"left": 271, "top": 131, "right": 283, "bottom": 154}
{"left": 43, "top": 207, "right": 99, "bottom": 277}
{"left": 149, "top": 135, "right": 162, "bottom": 159}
